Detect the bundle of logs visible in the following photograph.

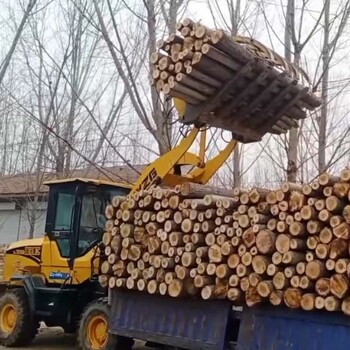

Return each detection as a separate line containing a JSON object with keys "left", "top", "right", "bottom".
{"left": 150, "top": 18, "right": 321, "bottom": 140}
{"left": 100, "top": 168, "right": 350, "bottom": 315}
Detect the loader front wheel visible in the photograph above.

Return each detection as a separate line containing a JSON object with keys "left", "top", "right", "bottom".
{"left": 0, "top": 289, "right": 38, "bottom": 347}
{"left": 78, "top": 299, "right": 133, "bottom": 350}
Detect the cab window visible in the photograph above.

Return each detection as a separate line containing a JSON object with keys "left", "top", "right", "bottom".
{"left": 53, "top": 192, "right": 75, "bottom": 257}
{"left": 54, "top": 193, "right": 75, "bottom": 230}
{"left": 77, "top": 193, "right": 105, "bottom": 255}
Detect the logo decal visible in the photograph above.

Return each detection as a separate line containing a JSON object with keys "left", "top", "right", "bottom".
{"left": 49, "top": 272, "right": 71, "bottom": 280}
{"left": 136, "top": 168, "right": 161, "bottom": 192}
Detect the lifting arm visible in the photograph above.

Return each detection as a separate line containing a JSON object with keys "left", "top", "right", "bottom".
{"left": 130, "top": 127, "right": 237, "bottom": 196}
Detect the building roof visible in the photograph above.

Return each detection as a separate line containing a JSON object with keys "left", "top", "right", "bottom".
{"left": 0, "top": 165, "right": 143, "bottom": 199}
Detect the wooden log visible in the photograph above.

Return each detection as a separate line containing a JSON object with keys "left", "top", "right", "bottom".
{"left": 315, "top": 243, "right": 329, "bottom": 259}
{"left": 275, "top": 234, "right": 290, "bottom": 254}
{"left": 326, "top": 196, "right": 344, "bottom": 213}
{"left": 290, "top": 275, "right": 300, "bottom": 288}
{"left": 252, "top": 256, "right": 270, "bottom": 275}
{"left": 341, "top": 297, "right": 350, "bottom": 315}
{"left": 270, "top": 290, "right": 284, "bottom": 306}
{"left": 257, "top": 281, "right": 274, "bottom": 298}
{"left": 289, "top": 222, "right": 306, "bottom": 236}
{"left": 306, "top": 236, "right": 319, "bottom": 250}
{"left": 329, "top": 238, "right": 348, "bottom": 259}
{"left": 343, "top": 205, "right": 350, "bottom": 224}
{"left": 330, "top": 274, "right": 349, "bottom": 299}
{"left": 315, "top": 296, "right": 325, "bottom": 310}
{"left": 272, "top": 252, "right": 283, "bottom": 265}
{"left": 325, "top": 296, "right": 341, "bottom": 312}
{"left": 296, "top": 262, "right": 306, "bottom": 275}
{"left": 284, "top": 288, "right": 302, "bottom": 309}
{"left": 245, "top": 287, "right": 262, "bottom": 307}
{"left": 307, "top": 220, "right": 322, "bottom": 234}
{"left": 227, "top": 288, "right": 243, "bottom": 301}
{"left": 333, "top": 222, "right": 350, "bottom": 239}
{"left": 300, "top": 293, "right": 316, "bottom": 311}
{"left": 267, "top": 264, "right": 281, "bottom": 277}
{"left": 290, "top": 238, "right": 306, "bottom": 251}
{"left": 208, "top": 244, "right": 222, "bottom": 263}
{"left": 256, "top": 230, "right": 276, "bottom": 254}
{"left": 228, "top": 254, "right": 240, "bottom": 269}
{"left": 319, "top": 209, "right": 331, "bottom": 222}
{"left": 326, "top": 259, "right": 335, "bottom": 271}
{"left": 181, "top": 252, "right": 196, "bottom": 267}
{"left": 282, "top": 251, "right": 305, "bottom": 265}
{"left": 335, "top": 259, "right": 349, "bottom": 274}
{"left": 240, "top": 277, "right": 250, "bottom": 292}
{"left": 299, "top": 276, "right": 314, "bottom": 290}
{"left": 273, "top": 271, "right": 289, "bottom": 290}
{"left": 319, "top": 227, "right": 333, "bottom": 244}
{"left": 289, "top": 191, "right": 306, "bottom": 212}
{"left": 248, "top": 273, "right": 262, "bottom": 287}
{"left": 300, "top": 205, "right": 317, "bottom": 220}
{"left": 305, "top": 260, "right": 327, "bottom": 280}
{"left": 316, "top": 278, "right": 331, "bottom": 296}
{"left": 168, "top": 279, "right": 184, "bottom": 297}
{"left": 319, "top": 173, "right": 340, "bottom": 186}
{"left": 329, "top": 215, "right": 344, "bottom": 228}
{"left": 340, "top": 168, "right": 350, "bottom": 182}
{"left": 267, "top": 219, "right": 277, "bottom": 231}
{"left": 284, "top": 267, "right": 296, "bottom": 279}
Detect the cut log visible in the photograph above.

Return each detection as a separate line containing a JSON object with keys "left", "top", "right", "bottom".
{"left": 319, "top": 227, "right": 333, "bottom": 244}
{"left": 341, "top": 297, "right": 350, "bottom": 315}
{"left": 256, "top": 230, "right": 276, "bottom": 254}
{"left": 325, "top": 296, "right": 340, "bottom": 312}
{"left": 316, "top": 278, "right": 331, "bottom": 296}
{"left": 289, "top": 222, "right": 306, "bottom": 236}
{"left": 252, "top": 256, "right": 270, "bottom": 274}
{"left": 273, "top": 271, "right": 289, "bottom": 290}
{"left": 270, "top": 290, "right": 284, "bottom": 306}
{"left": 168, "top": 279, "right": 184, "bottom": 297}
{"left": 257, "top": 281, "right": 274, "bottom": 298}
{"left": 335, "top": 259, "right": 349, "bottom": 274}
{"left": 284, "top": 288, "right": 302, "bottom": 309}
{"left": 245, "top": 287, "right": 262, "bottom": 307}
{"left": 305, "top": 260, "right": 327, "bottom": 280}
{"left": 275, "top": 234, "right": 290, "bottom": 254}
{"left": 300, "top": 293, "right": 316, "bottom": 311}
{"left": 315, "top": 296, "right": 325, "bottom": 310}
{"left": 326, "top": 196, "right": 344, "bottom": 213}
{"left": 333, "top": 222, "right": 350, "bottom": 239}
{"left": 329, "top": 238, "right": 348, "bottom": 259}
{"left": 330, "top": 274, "right": 349, "bottom": 299}
{"left": 227, "top": 288, "right": 243, "bottom": 301}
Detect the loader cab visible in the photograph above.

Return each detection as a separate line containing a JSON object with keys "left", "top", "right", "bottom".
{"left": 44, "top": 178, "right": 130, "bottom": 264}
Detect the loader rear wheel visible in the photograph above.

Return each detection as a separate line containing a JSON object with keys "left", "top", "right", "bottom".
{"left": 78, "top": 299, "right": 133, "bottom": 350}
{"left": 0, "top": 289, "right": 39, "bottom": 347}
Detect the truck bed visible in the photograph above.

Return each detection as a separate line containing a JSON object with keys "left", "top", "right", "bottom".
{"left": 109, "top": 289, "right": 350, "bottom": 350}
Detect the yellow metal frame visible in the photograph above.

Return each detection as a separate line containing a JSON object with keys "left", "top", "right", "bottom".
{"left": 130, "top": 126, "right": 237, "bottom": 196}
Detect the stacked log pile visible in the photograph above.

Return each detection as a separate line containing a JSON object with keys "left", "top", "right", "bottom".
{"left": 100, "top": 169, "right": 350, "bottom": 316}
{"left": 150, "top": 18, "right": 321, "bottom": 140}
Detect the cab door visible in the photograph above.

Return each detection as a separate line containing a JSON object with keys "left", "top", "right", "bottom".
{"left": 41, "top": 184, "right": 79, "bottom": 283}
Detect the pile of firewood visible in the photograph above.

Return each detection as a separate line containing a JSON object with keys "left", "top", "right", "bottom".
{"left": 150, "top": 18, "right": 321, "bottom": 140}
{"left": 99, "top": 169, "right": 350, "bottom": 315}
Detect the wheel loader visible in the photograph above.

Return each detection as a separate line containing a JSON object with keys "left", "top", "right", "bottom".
{"left": 0, "top": 28, "right": 320, "bottom": 350}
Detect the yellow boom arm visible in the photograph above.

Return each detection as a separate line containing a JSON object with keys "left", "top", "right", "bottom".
{"left": 130, "top": 126, "right": 237, "bottom": 196}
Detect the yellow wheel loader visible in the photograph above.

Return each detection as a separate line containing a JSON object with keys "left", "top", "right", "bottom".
{"left": 0, "top": 31, "right": 320, "bottom": 350}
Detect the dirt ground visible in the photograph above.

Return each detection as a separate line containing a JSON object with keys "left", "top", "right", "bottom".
{"left": 0, "top": 326, "right": 148, "bottom": 350}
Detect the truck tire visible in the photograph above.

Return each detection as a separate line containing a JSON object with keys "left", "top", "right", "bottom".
{"left": 0, "top": 289, "right": 39, "bottom": 347}
{"left": 77, "top": 299, "right": 133, "bottom": 350}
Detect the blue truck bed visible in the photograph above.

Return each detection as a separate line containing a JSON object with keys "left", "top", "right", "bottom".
{"left": 108, "top": 289, "right": 350, "bottom": 350}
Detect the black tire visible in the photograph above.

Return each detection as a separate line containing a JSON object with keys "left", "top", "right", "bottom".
{"left": 77, "top": 299, "right": 133, "bottom": 350}
{"left": 0, "top": 289, "right": 39, "bottom": 347}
